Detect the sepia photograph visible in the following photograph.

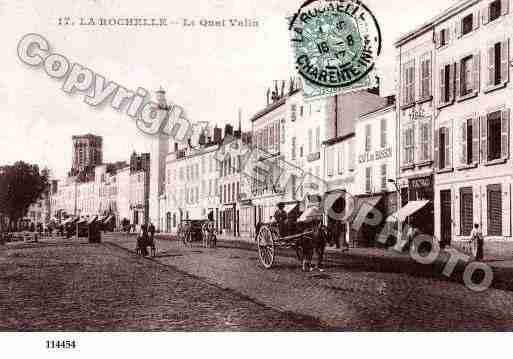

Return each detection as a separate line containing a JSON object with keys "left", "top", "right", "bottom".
{"left": 1, "top": 0, "right": 513, "bottom": 355}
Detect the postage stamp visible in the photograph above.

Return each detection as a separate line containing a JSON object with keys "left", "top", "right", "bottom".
{"left": 289, "top": 0, "right": 382, "bottom": 99}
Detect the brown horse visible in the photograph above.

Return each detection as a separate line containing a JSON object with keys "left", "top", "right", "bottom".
{"left": 296, "top": 223, "right": 332, "bottom": 271}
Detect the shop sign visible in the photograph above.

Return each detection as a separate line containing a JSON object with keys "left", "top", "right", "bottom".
{"left": 358, "top": 147, "right": 392, "bottom": 163}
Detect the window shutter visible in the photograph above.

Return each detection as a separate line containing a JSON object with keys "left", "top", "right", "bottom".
{"left": 472, "top": 117, "right": 479, "bottom": 163}
{"left": 348, "top": 140, "right": 355, "bottom": 171}
{"left": 481, "top": 115, "right": 488, "bottom": 162}
{"left": 472, "top": 52, "right": 480, "bottom": 93}
{"left": 455, "top": 20, "right": 462, "bottom": 39}
{"left": 461, "top": 120, "right": 467, "bottom": 165}
{"left": 448, "top": 63, "right": 455, "bottom": 103}
{"left": 501, "top": 108, "right": 510, "bottom": 159}
{"left": 427, "top": 119, "right": 432, "bottom": 161}
{"left": 434, "top": 31, "right": 440, "bottom": 49}
{"left": 474, "top": 9, "right": 480, "bottom": 30}
{"left": 446, "top": 26, "right": 451, "bottom": 44}
{"left": 455, "top": 61, "right": 461, "bottom": 99}
{"left": 445, "top": 126, "right": 452, "bottom": 168}
{"left": 412, "top": 59, "right": 416, "bottom": 102}
{"left": 488, "top": 45, "right": 495, "bottom": 87}
{"left": 502, "top": 0, "right": 510, "bottom": 15}
{"left": 504, "top": 183, "right": 511, "bottom": 237}
{"left": 482, "top": 3, "right": 489, "bottom": 25}
{"left": 434, "top": 128, "right": 439, "bottom": 169}
{"left": 501, "top": 39, "right": 509, "bottom": 84}
{"left": 481, "top": 185, "right": 488, "bottom": 236}
{"left": 454, "top": 189, "right": 460, "bottom": 236}
{"left": 439, "top": 67, "right": 446, "bottom": 105}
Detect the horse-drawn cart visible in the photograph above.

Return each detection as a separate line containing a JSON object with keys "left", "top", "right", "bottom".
{"left": 256, "top": 206, "right": 331, "bottom": 270}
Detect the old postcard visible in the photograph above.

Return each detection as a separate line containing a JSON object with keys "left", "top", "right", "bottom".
{"left": 1, "top": 0, "right": 513, "bottom": 356}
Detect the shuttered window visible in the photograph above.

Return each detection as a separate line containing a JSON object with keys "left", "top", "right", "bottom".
{"left": 420, "top": 52, "right": 432, "bottom": 99}
{"left": 487, "top": 40, "right": 509, "bottom": 88}
{"left": 365, "top": 167, "right": 372, "bottom": 193}
{"left": 402, "top": 60, "right": 415, "bottom": 105}
{"left": 487, "top": 184, "right": 502, "bottom": 236}
{"left": 460, "top": 187, "right": 474, "bottom": 236}
{"left": 380, "top": 119, "right": 387, "bottom": 148}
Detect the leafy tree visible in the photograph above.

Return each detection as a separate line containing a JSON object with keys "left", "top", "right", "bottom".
{"left": 0, "top": 162, "right": 49, "bottom": 231}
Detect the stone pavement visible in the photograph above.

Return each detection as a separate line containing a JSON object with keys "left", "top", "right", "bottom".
{"left": 0, "top": 238, "right": 326, "bottom": 331}
{"left": 106, "top": 233, "right": 513, "bottom": 330}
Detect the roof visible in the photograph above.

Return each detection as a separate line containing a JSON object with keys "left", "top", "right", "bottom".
{"left": 394, "top": 0, "right": 476, "bottom": 46}
{"left": 323, "top": 132, "right": 355, "bottom": 146}
{"left": 359, "top": 103, "right": 395, "bottom": 119}
{"left": 250, "top": 97, "right": 287, "bottom": 122}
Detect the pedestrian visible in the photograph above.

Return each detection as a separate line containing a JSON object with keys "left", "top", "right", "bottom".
{"left": 149, "top": 222, "right": 155, "bottom": 242}
{"left": 406, "top": 219, "right": 418, "bottom": 252}
{"left": 138, "top": 223, "right": 149, "bottom": 256}
{"left": 470, "top": 223, "right": 484, "bottom": 261}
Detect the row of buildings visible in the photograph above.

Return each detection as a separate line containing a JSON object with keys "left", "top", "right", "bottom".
{"left": 37, "top": 0, "right": 513, "bottom": 248}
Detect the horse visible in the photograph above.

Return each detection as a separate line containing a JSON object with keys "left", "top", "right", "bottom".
{"left": 296, "top": 223, "right": 333, "bottom": 272}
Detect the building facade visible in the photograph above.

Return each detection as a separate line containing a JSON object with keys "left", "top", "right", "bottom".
{"left": 397, "top": 0, "right": 513, "bottom": 246}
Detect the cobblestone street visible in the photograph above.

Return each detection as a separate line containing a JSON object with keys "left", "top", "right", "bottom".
{"left": 109, "top": 234, "right": 513, "bottom": 331}
{"left": 3, "top": 234, "right": 513, "bottom": 331}
{"left": 0, "top": 239, "right": 325, "bottom": 331}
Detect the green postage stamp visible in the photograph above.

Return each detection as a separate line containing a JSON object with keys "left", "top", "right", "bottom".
{"left": 289, "top": 0, "right": 382, "bottom": 99}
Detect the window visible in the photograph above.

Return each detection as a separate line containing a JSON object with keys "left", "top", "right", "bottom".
{"left": 308, "top": 129, "right": 313, "bottom": 154}
{"left": 486, "top": 110, "right": 503, "bottom": 161}
{"left": 291, "top": 137, "right": 297, "bottom": 160}
{"left": 460, "top": 187, "right": 473, "bottom": 236}
{"left": 300, "top": 105, "right": 304, "bottom": 117}
{"left": 419, "top": 121, "right": 431, "bottom": 162}
{"left": 462, "top": 13, "right": 473, "bottom": 36}
{"left": 439, "top": 63, "right": 455, "bottom": 105}
{"left": 291, "top": 104, "right": 297, "bottom": 122}
{"left": 380, "top": 119, "right": 387, "bottom": 148}
{"left": 420, "top": 53, "right": 432, "bottom": 99}
{"left": 487, "top": 40, "right": 509, "bottom": 88}
{"left": 315, "top": 126, "right": 320, "bottom": 151}
{"left": 337, "top": 147, "right": 344, "bottom": 174}
{"left": 487, "top": 184, "right": 502, "bottom": 236}
{"left": 402, "top": 60, "right": 415, "bottom": 105}
{"left": 365, "top": 167, "right": 372, "bottom": 193}
{"left": 327, "top": 148, "right": 334, "bottom": 176}
{"left": 439, "top": 28, "right": 449, "bottom": 47}
{"left": 435, "top": 126, "right": 452, "bottom": 170}
{"left": 365, "top": 124, "right": 372, "bottom": 152}
{"left": 458, "top": 55, "right": 475, "bottom": 97}
{"left": 380, "top": 164, "right": 387, "bottom": 191}
{"left": 489, "top": 0, "right": 502, "bottom": 22}
{"left": 403, "top": 125, "right": 414, "bottom": 165}
{"left": 300, "top": 146, "right": 304, "bottom": 157}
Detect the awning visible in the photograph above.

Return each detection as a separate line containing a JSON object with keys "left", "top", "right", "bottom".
{"left": 61, "top": 217, "right": 75, "bottom": 225}
{"left": 298, "top": 206, "right": 322, "bottom": 222}
{"left": 103, "top": 215, "right": 114, "bottom": 223}
{"left": 97, "top": 215, "right": 106, "bottom": 222}
{"left": 283, "top": 203, "right": 298, "bottom": 214}
{"left": 77, "top": 217, "right": 88, "bottom": 224}
{"left": 87, "top": 216, "right": 98, "bottom": 225}
{"left": 386, "top": 200, "right": 430, "bottom": 223}
{"left": 349, "top": 195, "right": 382, "bottom": 222}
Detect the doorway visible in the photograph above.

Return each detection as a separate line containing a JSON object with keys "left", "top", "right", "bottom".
{"left": 440, "top": 189, "right": 452, "bottom": 248}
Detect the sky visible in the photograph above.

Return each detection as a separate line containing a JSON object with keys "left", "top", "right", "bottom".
{"left": 0, "top": 0, "right": 456, "bottom": 178}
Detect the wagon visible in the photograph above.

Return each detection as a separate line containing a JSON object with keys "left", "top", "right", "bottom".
{"left": 177, "top": 219, "right": 207, "bottom": 246}
{"left": 256, "top": 205, "right": 328, "bottom": 269}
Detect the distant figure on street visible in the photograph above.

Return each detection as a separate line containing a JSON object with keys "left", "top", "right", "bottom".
{"left": 138, "top": 223, "right": 149, "bottom": 256}
{"left": 274, "top": 202, "right": 287, "bottom": 237}
{"left": 406, "top": 219, "right": 419, "bottom": 252}
{"left": 470, "top": 223, "right": 484, "bottom": 261}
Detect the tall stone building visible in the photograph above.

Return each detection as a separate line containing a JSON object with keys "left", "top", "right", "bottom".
{"left": 70, "top": 134, "right": 103, "bottom": 176}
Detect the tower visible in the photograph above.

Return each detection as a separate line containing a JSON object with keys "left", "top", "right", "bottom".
{"left": 71, "top": 134, "right": 103, "bottom": 176}
{"left": 149, "top": 88, "right": 170, "bottom": 229}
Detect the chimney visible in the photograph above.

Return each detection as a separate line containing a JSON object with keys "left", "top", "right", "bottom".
{"left": 224, "top": 124, "right": 233, "bottom": 137}
{"left": 199, "top": 133, "right": 206, "bottom": 145}
{"left": 156, "top": 87, "right": 167, "bottom": 110}
{"left": 213, "top": 126, "right": 222, "bottom": 143}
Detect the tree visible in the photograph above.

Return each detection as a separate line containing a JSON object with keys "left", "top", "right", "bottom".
{"left": 0, "top": 162, "right": 49, "bottom": 231}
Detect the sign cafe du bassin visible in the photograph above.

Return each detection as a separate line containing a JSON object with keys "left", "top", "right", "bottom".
{"left": 358, "top": 147, "right": 392, "bottom": 164}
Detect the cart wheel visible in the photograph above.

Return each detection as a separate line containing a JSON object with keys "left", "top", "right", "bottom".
{"left": 257, "top": 226, "right": 275, "bottom": 269}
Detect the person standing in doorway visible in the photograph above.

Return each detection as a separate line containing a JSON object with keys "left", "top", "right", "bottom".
{"left": 470, "top": 223, "right": 484, "bottom": 261}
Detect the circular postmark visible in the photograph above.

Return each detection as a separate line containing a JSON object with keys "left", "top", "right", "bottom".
{"left": 289, "top": 0, "right": 382, "bottom": 90}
